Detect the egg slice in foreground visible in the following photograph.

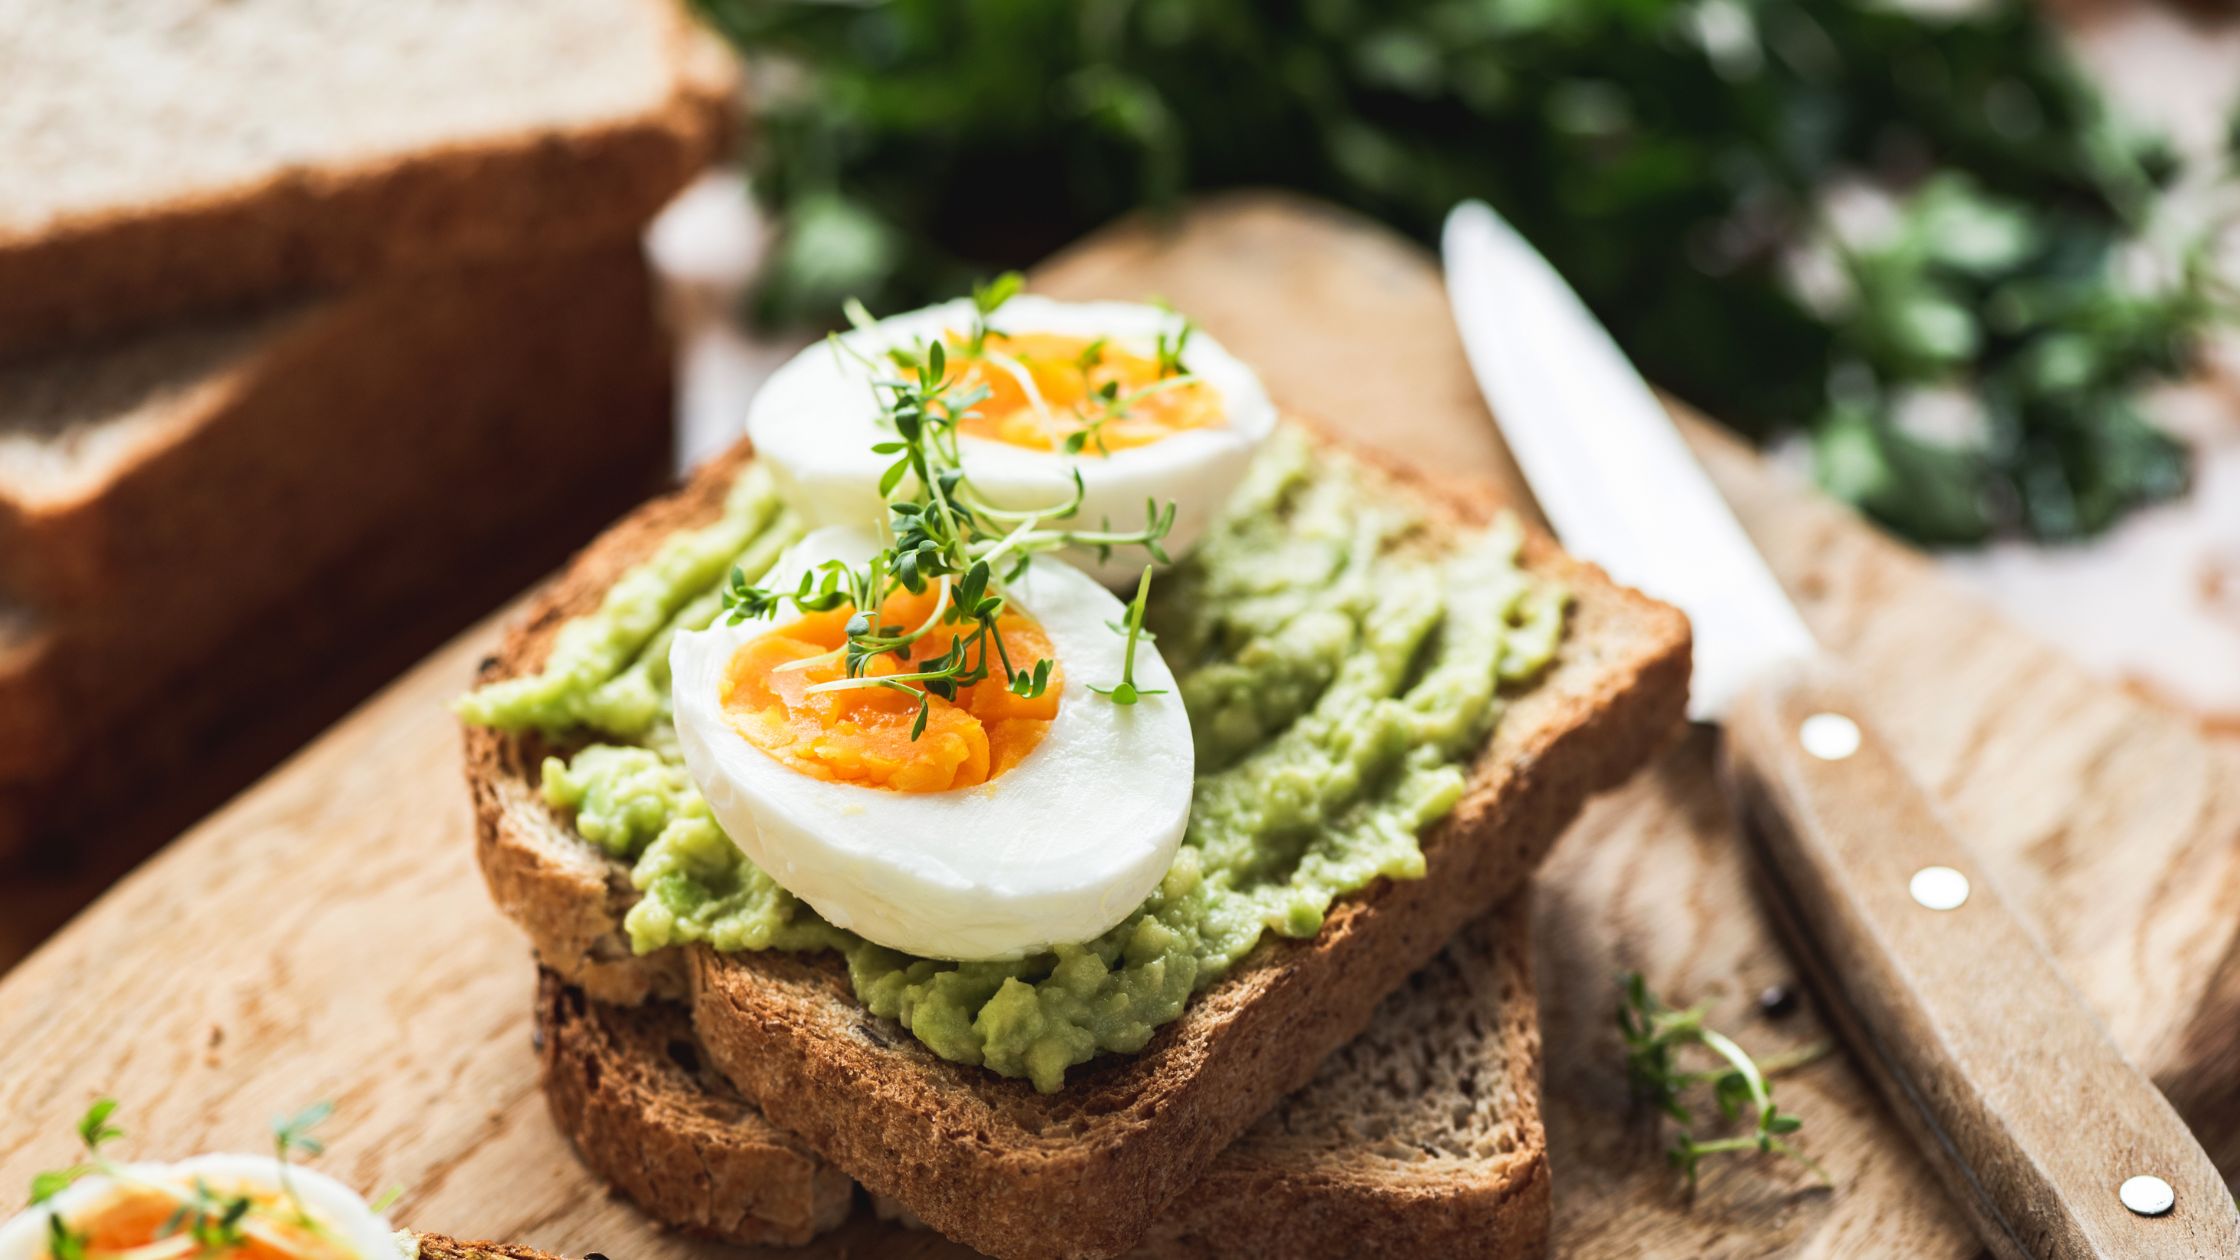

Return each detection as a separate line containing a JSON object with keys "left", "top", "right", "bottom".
{"left": 0, "top": 1155, "right": 407, "bottom": 1260}
{"left": 671, "top": 526, "right": 1194, "bottom": 961}
{"left": 745, "top": 295, "right": 1276, "bottom": 587}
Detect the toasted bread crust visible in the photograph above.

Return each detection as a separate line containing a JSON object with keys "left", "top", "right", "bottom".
{"left": 1, "top": 246, "right": 674, "bottom": 854}
{"left": 0, "top": 4, "right": 733, "bottom": 360}
{"left": 464, "top": 442, "right": 757, "bottom": 1006}
{"left": 411, "top": 1236, "right": 570, "bottom": 1260}
{"left": 464, "top": 424, "right": 1688, "bottom": 1259}
{"left": 534, "top": 971, "right": 855, "bottom": 1245}
{"left": 537, "top": 905, "right": 1549, "bottom": 1259}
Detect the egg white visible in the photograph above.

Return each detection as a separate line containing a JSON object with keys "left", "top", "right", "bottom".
{"left": 744, "top": 295, "right": 1277, "bottom": 588}
{"left": 670, "top": 526, "right": 1194, "bottom": 961}
{"left": 0, "top": 1155, "right": 408, "bottom": 1260}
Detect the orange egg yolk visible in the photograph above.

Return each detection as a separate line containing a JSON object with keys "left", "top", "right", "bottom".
{"left": 721, "top": 586, "right": 1062, "bottom": 793}
{"left": 57, "top": 1183, "right": 355, "bottom": 1260}
{"left": 944, "top": 330, "right": 1223, "bottom": 455}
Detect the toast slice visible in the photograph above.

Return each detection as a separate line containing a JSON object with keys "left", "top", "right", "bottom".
{"left": 535, "top": 971, "right": 862, "bottom": 1246}
{"left": 464, "top": 426, "right": 1689, "bottom": 1259}
{"left": 0, "top": 0, "right": 733, "bottom": 358}
{"left": 0, "top": 244, "right": 669, "bottom": 614}
{"left": 535, "top": 898, "right": 1548, "bottom": 1259}
{"left": 0, "top": 246, "right": 674, "bottom": 843}
{"left": 413, "top": 1237, "right": 583, "bottom": 1260}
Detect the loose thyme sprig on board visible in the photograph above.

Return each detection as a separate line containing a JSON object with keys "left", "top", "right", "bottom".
{"left": 1618, "top": 973, "right": 1829, "bottom": 1189}
{"left": 723, "top": 277, "right": 1179, "bottom": 738}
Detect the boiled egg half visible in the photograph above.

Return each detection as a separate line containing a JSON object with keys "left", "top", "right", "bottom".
{"left": 746, "top": 296, "right": 1276, "bottom": 587}
{"left": 0, "top": 1155, "right": 407, "bottom": 1260}
{"left": 670, "top": 526, "right": 1193, "bottom": 960}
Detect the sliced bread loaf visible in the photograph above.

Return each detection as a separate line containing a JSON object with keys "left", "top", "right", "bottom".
{"left": 535, "top": 898, "right": 1547, "bottom": 1259}
{"left": 0, "top": 245, "right": 668, "bottom": 614}
{"left": 0, "top": 246, "right": 674, "bottom": 844}
{"left": 0, "top": 0, "right": 733, "bottom": 357}
{"left": 463, "top": 425, "right": 1689, "bottom": 1259}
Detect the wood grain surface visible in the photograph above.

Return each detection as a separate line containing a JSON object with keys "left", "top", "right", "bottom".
{"left": 0, "top": 195, "right": 2235, "bottom": 1260}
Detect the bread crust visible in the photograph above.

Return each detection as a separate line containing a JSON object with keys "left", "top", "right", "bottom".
{"left": 1, "top": 245, "right": 674, "bottom": 852}
{"left": 411, "top": 1236, "right": 572, "bottom": 1260}
{"left": 463, "top": 423, "right": 1688, "bottom": 1259}
{"left": 464, "top": 443, "right": 756, "bottom": 1007}
{"left": 535, "top": 901, "right": 1549, "bottom": 1260}
{"left": 534, "top": 971, "right": 855, "bottom": 1245}
{"left": 0, "top": 2, "right": 733, "bottom": 360}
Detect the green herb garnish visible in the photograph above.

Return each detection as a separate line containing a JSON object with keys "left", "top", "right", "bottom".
{"left": 1152, "top": 318, "right": 1193, "bottom": 380}
{"left": 45, "top": 1214, "right": 88, "bottom": 1260}
{"left": 27, "top": 1098, "right": 358, "bottom": 1260}
{"left": 162, "top": 1180, "right": 255, "bottom": 1256}
{"left": 724, "top": 280, "right": 1177, "bottom": 738}
{"left": 1091, "top": 566, "right": 1167, "bottom": 705}
{"left": 1619, "top": 973, "right": 1827, "bottom": 1189}
{"left": 271, "top": 1101, "right": 333, "bottom": 1226}
{"left": 29, "top": 1098, "right": 123, "bottom": 1205}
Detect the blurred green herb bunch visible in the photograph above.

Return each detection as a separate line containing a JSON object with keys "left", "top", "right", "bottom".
{"left": 693, "top": 0, "right": 2237, "bottom": 545}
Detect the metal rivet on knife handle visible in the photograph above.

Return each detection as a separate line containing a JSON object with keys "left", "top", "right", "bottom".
{"left": 1799, "top": 712, "right": 1861, "bottom": 761}
{"left": 1909, "top": 866, "right": 1971, "bottom": 912}
{"left": 2120, "top": 1175, "right": 2176, "bottom": 1217}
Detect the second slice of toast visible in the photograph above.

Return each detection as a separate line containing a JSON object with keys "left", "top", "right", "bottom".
{"left": 465, "top": 425, "right": 1690, "bottom": 1258}
{"left": 537, "top": 898, "right": 1550, "bottom": 1259}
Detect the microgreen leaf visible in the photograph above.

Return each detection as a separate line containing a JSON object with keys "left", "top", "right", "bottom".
{"left": 973, "top": 271, "right": 1024, "bottom": 316}
{"left": 1091, "top": 566, "right": 1167, "bottom": 705}
{"left": 273, "top": 1100, "right": 333, "bottom": 1226}
{"left": 1153, "top": 319, "right": 1194, "bottom": 378}
{"left": 46, "top": 1214, "right": 87, "bottom": 1260}
{"left": 30, "top": 1098, "right": 125, "bottom": 1206}
{"left": 76, "top": 1100, "right": 123, "bottom": 1153}
{"left": 723, "top": 567, "right": 783, "bottom": 623}
{"left": 274, "top": 1101, "right": 332, "bottom": 1158}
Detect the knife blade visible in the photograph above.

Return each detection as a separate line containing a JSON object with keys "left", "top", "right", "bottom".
{"left": 1440, "top": 200, "right": 1813, "bottom": 722}
{"left": 1442, "top": 198, "right": 2238, "bottom": 1260}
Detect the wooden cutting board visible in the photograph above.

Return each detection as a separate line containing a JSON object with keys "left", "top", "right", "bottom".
{"left": 1, "top": 194, "right": 2234, "bottom": 1260}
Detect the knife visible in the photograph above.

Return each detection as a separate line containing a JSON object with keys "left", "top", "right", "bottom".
{"left": 1442, "top": 200, "right": 2239, "bottom": 1260}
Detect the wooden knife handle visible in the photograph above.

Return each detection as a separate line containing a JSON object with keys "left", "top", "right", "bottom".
{"left": 1721, "top": 660, "right": 2238, "bottom": 1260}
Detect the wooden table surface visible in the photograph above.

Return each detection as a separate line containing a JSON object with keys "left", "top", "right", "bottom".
{"left": 1, "top": 195, "right": 2236, "bottom": 1260}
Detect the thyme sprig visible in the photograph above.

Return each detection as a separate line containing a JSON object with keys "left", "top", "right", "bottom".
{"left": 1618, "top": 973, "right": 1828, "bottom": 1189}
{"left": 723, "top": 279, "right": 1178, "bottom": 739}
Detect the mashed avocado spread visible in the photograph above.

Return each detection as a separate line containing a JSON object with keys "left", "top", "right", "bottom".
{"left": 460, "top": 431, "right": 1566, "bottom": 1091}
